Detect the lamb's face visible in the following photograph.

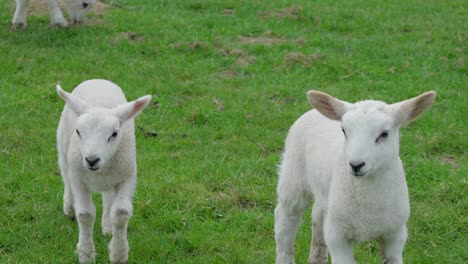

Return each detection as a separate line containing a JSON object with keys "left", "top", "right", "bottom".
{"left": 75, "top": 112, "right": 121, "bottom": 171}
{"left": 340, "top": 103, "right": 399, "bottom": 177}
{"left": 307, "top": 89, "right": 435, "bottom": 178}
{"left": 65, "top": 0, "right": 95, "bottom": 24}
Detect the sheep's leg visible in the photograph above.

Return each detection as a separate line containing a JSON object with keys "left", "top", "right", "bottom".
{"left": 274, "top": 199, "right": 310, "bottom": 264}
{"left": 62, "top": 175, "right": 75, "bottom": 218}
{"left": 324, "top": 223, "right": 355, "bottom": 264}
{"left": 71, "top": 177, "right": 96, "bottom": 263}
{"left": 379, "top": 226, "right": 406, "bottom": 264}
{"left": 102, "top": 191, "right": 115, "bottom": 235}
{"left": 109, "top": 177, "right": 136, "bottom": 264}
{"left": 308, "top": 204, "right": 328, "bottom": 264}
{"left": 12, "top": 0, "right": 29, "bottom": 29}
{"left": 58, "top": 150, "right": 75, "bottom": 218}
{"left": 46, "top": 0, "right": 68, "bottom": 27}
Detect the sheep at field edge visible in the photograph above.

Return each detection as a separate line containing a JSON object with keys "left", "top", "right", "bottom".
{"left": 275, "top": 90, "right": 436, "bottom": 264}
{"left": 56, "top": 79, "right": 151, "bottom": 264}
{"left": 13, "top": 0, "right": 95, "bottom": 29}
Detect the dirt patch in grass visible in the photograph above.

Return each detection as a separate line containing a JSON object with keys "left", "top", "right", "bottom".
{"left": 234, "top": 56, "right": 256, "bottom": 67}
{"left": 223, "top": 9, "right": 235, "bottom": 15}
{"left": 258, "top": 6, "right": 303, "bottom": 19}
{"left": 108, "top": 31, "right": 142, "bottom": 44}
{"left": 213, "top": 97, "right": 224, "bottom": 112}
{"left": 439, "top": 155, "right": 459, "bottom": 170}
{"left": 218, "top": 70, "right": 240, "bottom": 78}
{"left": 284, "top": 52, "right": 325, "bottom": 66}
{"left": 218, "top": 48, "right": 255, "bottom": 76}
{"left": 221, "top": 48, "right": 246, "bottom": 57}
{"left": 189, "top": 40, "right": 210, "bottom": 51}
{"left": 138, "top": 126, "right": 158, "bottom": 138}
{"left": 120, "top": 31, "right": 142, "bottom": 42}
{"left": 237, "top": 31, "right": 285, "bottom": 46}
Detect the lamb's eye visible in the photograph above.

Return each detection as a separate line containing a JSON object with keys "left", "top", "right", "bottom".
{"left": 108, "top": 131, "right": 118, "bottom": 142}
{"left": 341, "top": 128, "right": 347, "bottom": 137}
{"left": 76, "top": 129, "right": 81, "bottom": 137}
{"left": 376, "top": 131, "right": 389, "bottom": 143}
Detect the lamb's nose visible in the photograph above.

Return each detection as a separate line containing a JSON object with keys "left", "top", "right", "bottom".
{"left": 82, "top": 2, "right": 89, "bottom": 8}
{"left": 349, "top": 161, "right": 365, "bottom": 173}
{"left": 85, "top": 156, "right": 100, "bottom": 167}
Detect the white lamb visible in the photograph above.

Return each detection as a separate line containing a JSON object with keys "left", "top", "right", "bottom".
{"left": 275, "top": 90, "right": 436, "bottom": 264}
{"left": 13, "top": 0, "right": 95, "bottom": 29}
{"left": 56, "top": 79, "right": 151, "bottom": 263}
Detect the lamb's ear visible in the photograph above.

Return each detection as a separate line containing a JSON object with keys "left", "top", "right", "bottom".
{"left": 114, "top": 95, "right": 152, "bottom": 123}
{"left": 392, "top": 91, "right": 436, "bottom": 126}
{"left": 56, "top": 84, "right": 90, "bottom": 115}
{"left": 307, "top": 90, "right": 350, "bottom": 120}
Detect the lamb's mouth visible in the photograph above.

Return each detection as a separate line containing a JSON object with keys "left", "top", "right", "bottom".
{"left": 88, "top": 167, "right": 100, "bottom": 171}
{"left": 351, "top": 171, "right": 366, "bottom": 177}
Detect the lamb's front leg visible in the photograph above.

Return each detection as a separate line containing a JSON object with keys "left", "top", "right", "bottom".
{"left": 109, "top": 177, "right": 136, "bottom": 264}
{"left": 380, "top": 226, "right": 407, "bottom": 264}
{"left": 46, "top": 0, "right": 68, "bottom": 27}
{"left": 71, "top": 177, "right": 96, "bottom": 263}
{"left": 12, "top": 0, "right": 30, "bottom": 29}
{"left": 308, "top": 204, "right": 328, "bottom": 264}
{"left": 102, "top": 191, "right": 115, "bottom": 235}
{"left": 324, "top": 221, "right": 356, "bottom": 264}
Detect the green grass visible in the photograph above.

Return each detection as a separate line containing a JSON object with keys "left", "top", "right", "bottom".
{"left": 0, "top": 0, "right": 466, "bottom": 263}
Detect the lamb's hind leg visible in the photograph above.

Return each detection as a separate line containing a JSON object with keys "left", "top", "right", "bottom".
{"left": 308, "top": 204, "right": 328, "bottom": 264}
{"left": 12, "top": 0, "right": 30, "bottom": 29}
{"left": 62, "top": 175, "right": 75, "bottom": 218}
{"left": 275, "top": 187, "right": 310, "bottom": 264}
{"left": 109, "top": 177, "right": 136, "bottom": 264}
{"left": 58, "top": 153, "right": 74, "bottom": 218}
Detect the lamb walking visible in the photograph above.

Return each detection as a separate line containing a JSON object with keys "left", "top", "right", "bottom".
{"left": 56, "top": 79, "right": 151, "bottom": 263}
{"left": 13, "top": 0, "right": 95, "bottom": 29}
{"left": 275, "top": 90, "right": 435, "bottom": 264}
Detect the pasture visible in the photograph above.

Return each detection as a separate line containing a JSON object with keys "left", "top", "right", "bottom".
{"left": 0, "top": 0, "right": 466, "bottom": 263}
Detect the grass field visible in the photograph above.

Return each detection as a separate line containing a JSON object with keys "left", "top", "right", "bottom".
{"left": 0, "top": 0, "right": 466, "bottom": 263}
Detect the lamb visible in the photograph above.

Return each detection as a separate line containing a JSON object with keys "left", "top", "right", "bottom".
{"left": 274, "top": 90, "right": 436, "bottom": 264}
{"left": 56, "top": 79, "right": 151, "bottom": 263}
{"left": 12, "top": 0, "right": 95, "bottom": 29}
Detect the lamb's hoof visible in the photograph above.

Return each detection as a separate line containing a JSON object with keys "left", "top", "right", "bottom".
{"left": 64, "top": 205, "right": 76, "bottom": 219}
{"left": 109, "top": 238, "right": 129, "bottom": 264}
{"left": 308, "top": 246, "right": 328, "bottom": 264}
{"left": 12, "top": 22, "right": 27, "bottom": 30}
{"left": 308, "top": 258, "right": 328, "bottom": 264}
{"left": 77, "top": 242, "right": 96, "bottom": 263}
{"left": 276, "top": 255, "right": 295, "bottom": 264}
{"left": 102, "top": 223, "right": 112, "bottom": 236}
{"left": 52, "top": 17, "right": 68, "bottom": 27}
{"left": 383, "top": 257, "right": 401, "bottom": 264}
{"left": 73, "top": 18, "right": 85, "bottom": 25}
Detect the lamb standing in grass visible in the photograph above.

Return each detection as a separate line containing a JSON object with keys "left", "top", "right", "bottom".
{"left": 56, "top": 80, "right": 151, "bottom": 263}
{"left": 275, "top": 90, "right": 436, "bottom": 264}
{"left": 13, "top": 0, "right": 95, "bottom": 29}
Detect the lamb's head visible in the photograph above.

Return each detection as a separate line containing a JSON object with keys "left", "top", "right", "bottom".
{"left": 57, "top": 85, "right": 151, "bottom": 171}
{"left": 64, "top": 0, "right": 96, "bottom": 24}
{"left": 307, "top": 90, "right": 436, "bottom": 177}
